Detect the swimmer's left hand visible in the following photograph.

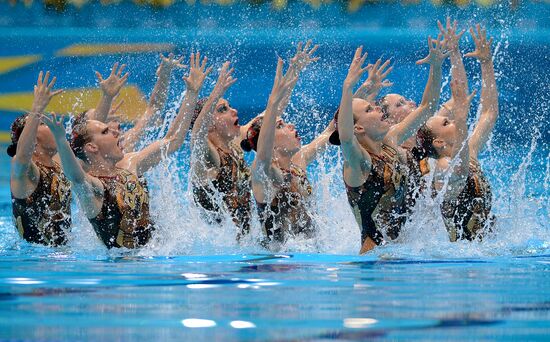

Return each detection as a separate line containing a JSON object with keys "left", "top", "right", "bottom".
{"left": 40, "top": 112, "right": 67, "bottom": 139}
{"left": 157, "top": 53, "right": 186, "bottom": 76}
{"left": 438, "top": 16, "right": 465, "bottom": 52}
{"left": 416, "top": 35, "right": 450, "bottom": 66}
{"left": 289, "top": 40, "right": 320, "bottom": 73}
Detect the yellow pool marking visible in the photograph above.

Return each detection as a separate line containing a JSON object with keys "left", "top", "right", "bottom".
{"left": 0, "top": 86, "right": 147, "bottom": 120}
{"left": 0, "top": 55, "right": 42, "bottom": 75}
{"left": 0, "top": 132, "right": 10, "bottom": 143}
{"left": 56, "top": 43, "right": 174, "bottom": 57}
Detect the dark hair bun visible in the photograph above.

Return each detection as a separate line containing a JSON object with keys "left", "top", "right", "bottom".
{"left": 7, "top": 143, "right": 17, "bottom": 157}
{"left": 410, "top": 146, "right": 428, "bottom": 161}
{"left": 240, "top": 139, "right": 252, "bottom": 152}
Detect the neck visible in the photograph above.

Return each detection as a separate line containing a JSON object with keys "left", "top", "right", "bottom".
{"left": 209, "top": 131, "right": 234, "bottom": 154}
{"left": 357, "top": 134, "right": 383, "bottom": 156}
{"left": 32, "top": 147, "right": 55, "bottom": 167}
{"left": 273, "top": 150, "right": 293, "bottom": 170}
{"left": 87, "top": 157, "right": 118, "bottom": 177}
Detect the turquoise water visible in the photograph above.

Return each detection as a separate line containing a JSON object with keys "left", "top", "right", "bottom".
{"left": 1, "top": 8, "right": 550, "bottom": 339}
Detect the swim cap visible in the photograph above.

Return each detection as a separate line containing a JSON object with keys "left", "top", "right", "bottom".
{"left": 190, "top": 98, "right": 209, "bottom": 130}
{"left": 328, "top": 109, "right": 341, "bottom": 146}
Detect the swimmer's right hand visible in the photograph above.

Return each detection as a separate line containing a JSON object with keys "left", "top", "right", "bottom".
{"left": 183, "top": 51, "right": 213, "bottom": 94}
{"left": 40, "top": 112, "right": 67, "bottom": 139}
{"left": 343, "top": 46, "right": 369, "bottom": 89}
{"left": 31, "top": 71, "right": 63, "bottom": 114}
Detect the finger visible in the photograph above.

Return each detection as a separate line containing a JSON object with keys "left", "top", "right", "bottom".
{"left": 308, "top": 44, "right": 319, "bottom": 56}
{"left": 43, "top": 71, "right": 50, "bottom": 87}
{"left": 117, "top": 64, "right": 126, "bottom": 77}
{"left": 51, "top": 89, "right": 63, "bottom": 97}
{"left": 468, "top": 89, "right": 477, "bottom": 102}
{"left": 304, "top": 40, "right": 312, "bottom": 52}
{"left": 310, "top": 57, "right": 320, "bottom": 63}
{"left": 416, "top": 57, "right": 427, "bottom": 65}
{"left": 457, "top": 29, "right": 466, "bottom": 40}
{"left": 275, "top": 58, "right": 283, "bottom": 82}
{"left": 446, "top": 16, "right": 451, "bottom": 30}
{"left": 427, "top": 36, "right": 432, "bottom": 49}
{"left": 120, "top": 73, "right": 129, "bottom": 85}
{"left": 488, "top": 37, "right": 494, "bottom": 46}
{"left": 354, "top": 46, "right": 362, "bottom": 60}
{"left": 177, "top": 56, "right": 185, "bottom": 65}
{"left": 380, "top": 66, "right": 393, "bottom": 79}
{"left": 95, "top": 71, "right": 103, "bottom": 82}
{"left": 296, "top": 41, "right": 303, "bottom": 53}
{"left": 476, "top": 24, "right": 482, "bottom": 39}
{"left": 226, "top": 67, "right": 235, "bottom": 77}
{"left": 195, "top": 51, "right": 201, "bottom": 68}
{"left": 481, "top": 28, "right": 487, "bottom": 41}
{"left": 200, "top": 56, "right": 208, "bottom": 71}
{"left": 437, "top": 20, "right": 445, "bottom": 34}
{"left": 37, "top": 71, "right": 43, "bottom": 86}
{"left": 463, "top": 52, "right": 475, "bottom": 58}
{"left": 372, "top": 58, "right": 382, "bottom": 71}
{"left": 47, "top": 76, "right": 57, "bottom": 90}
{"left": 360, "top": 52, "right": 368, "bottom": 65}
{"left": 227, "top": 77, "right": 238, "bottom": 87}
{"left": 469, "top": 27, "right": 476, "bottom": 40}
{"left": 204, "top": 66, "right": 213, "bottom": 78}
{"left": 111, "top": 62, "right": 119, "bottom": 77}
{"left": 453, "top": 20, "right": 458, "bottom": 33}
{"left": 381, "top": 80, "right": 393, "bottom": 87}
{"left": 379, "top": 59, "right": 390, "bottom": 72}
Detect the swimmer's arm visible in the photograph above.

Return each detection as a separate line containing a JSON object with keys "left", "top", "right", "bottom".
{"left": 466, "top": 26, "right": 498, "bottom": 160}
{"left": 353, "top": 58, "right": 393, "bottom": 102}
{"left": 387, "top": 37, "right": 447, "bottom": 147}
{"left": 292, "top": 119, "right": 335, "bottom": 169}
{"left": 124, "top": 54, "right": 197, "bottom": 153}
{"left": 12, "top": 72, "right": 62, "bottom": 195}
{"left": 42, "top": 113, "right": 103, "bottom": 218}
{"left": 340, "top": 47, "right": 372, "bottom": 187}
{"left": 92, "top": 62, "right": 129, "bottom": 122}
{"left": 191, "top": 61, "right": 235, "bottom": 172}
{"left": 437, "top": 18, "right": 468, "bottom": 120}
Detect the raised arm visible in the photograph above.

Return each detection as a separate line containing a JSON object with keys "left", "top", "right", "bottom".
{"left": 435, "top": 80, "right": 477, "bottom": 201}
{"left": 465, "top": 24, "right": 499, "bottom": 160}
{"left": 253, "top": 59, "right": 298, "bottom": 173}
{"left": 339, "top": 46, "right": 372, "bottom": 188}
{"left": 12, "top": 72, "right": 61, "bottom": 174}
{"left": 437, "top": 17, "right": 467, "bottom": 119}
{"left": 386, "top": 36, "right": 448, "bottom": 147}
{"left": 353, "top": 58, "right": 393, "bottom": 102}
{"left": 125, "top": 53, "right": 211, "bottom": 176}
{"left": 122, "top": 54, "right": 185, "bottom": 152}
{"left": 92, "top": 62, "right": 129, "bottom": 122}
{"left": 190, "top": 60, "right": 236, "bottom": 169}
{"left": 42, "top": 113, "right": 104, "bottom": 219}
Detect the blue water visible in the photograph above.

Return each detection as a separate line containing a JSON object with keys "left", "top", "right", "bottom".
{"left": 1, "top": 2, "right": 550, "bottom": 340}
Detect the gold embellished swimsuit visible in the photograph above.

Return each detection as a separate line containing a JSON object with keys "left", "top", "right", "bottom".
{"left": 193, "top": 146, "right": 252, "bottom": 238}
{"left": 90, "top": 168, "right": 154, "bottom": 249}
{"left": 11, "top": 161, "right": 71, "bottom": 246}
{"left": 257, "top": 165, "right": 314, "bottom": 243}
{"left": 345, "top": 144, "right": 408, "bottom": 245}
{"left": 440, "top": 159, "right": 495, "bottom": 241}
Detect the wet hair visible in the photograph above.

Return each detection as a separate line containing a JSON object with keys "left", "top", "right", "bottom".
{"left": 376, "top": 96, "right": 390, "bottom": 118}
{"left": 412, "top": 124, "right": 438, "bottom": 161}
{"left": 240, "top": 116, "right": 264, "bottom": 152}
{"left": 6, "top": 113, "right": 28, "bottom": 157}
{"left": 70, "top": 112, "right": 91, "bottom": 161}
{"left": 189, "top": 98, "right": 209, "bottom": 130}
{"left": 328, "top": 109, "right": 341, "bottom": 145}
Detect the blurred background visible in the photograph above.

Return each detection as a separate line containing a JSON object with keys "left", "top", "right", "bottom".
{"left": 0, "top": 1, "right": 548, "bottom": 186}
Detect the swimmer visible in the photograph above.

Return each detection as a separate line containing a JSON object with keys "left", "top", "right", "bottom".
{"left": 85, "top": 54, "right": 185, "bottom": 153}
{"left": 41, "top": 54, "right": 210, "bottom": 249}
{"left": 332, "top": 40, "right": 448, "bottom": 254}
{"left": 416, "top": 24, "right": 498, "bottom": 241}
{"left": 190, "top": 42, "right": 319, "bottom": 242}
{"left": 246, "top": 58, "right": 335, "bottom": 247}
{"left": 8, "top": 71, "right": 70, "bottom": 246}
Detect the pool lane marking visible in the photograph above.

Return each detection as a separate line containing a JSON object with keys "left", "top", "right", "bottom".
{"left": 0, "top": 86, "right": 147, "bottom": 120}
{"left": 56, "top": 43, "right": 174, "bottom": 57}
{"left": 0, "top": 55, "right": 42, "bottom": 75}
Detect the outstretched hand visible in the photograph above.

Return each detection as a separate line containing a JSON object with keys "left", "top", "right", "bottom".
{"left": 40, "top": 112, "right": 66, "bottom": 139}
{"left": 183, "top": 51, "right": 213, "bottom": 94}
{"left": 157, "top": 52, "right": 186, "bottom": 76}
{"left": 211, "top": 61, "right": 237, "bottom": 97}
{"left": 289, "top": 40, "right": 319, "bottom": 73}
{"left": 416, "top": 35, "right": 450, "bottom": 66}
{"left": 344, "top": 46, "right": 369, "bottom": 88}
{"left": 365, "top": 58, "right": 393, "bottom": 91}
{"left": 438, "top": 16, "right": 465, "bottom": 52}
{"left": 268, "top": 58, "right": 299, "bottom": 106}
{"left": 464, "top": 24, "right": 493, "bottom": 63}
{"left": 95, "top": 62, "right": 129, "bottom": 98}
{"left": 32, "top": 71, "right": 63, "bottom": 114}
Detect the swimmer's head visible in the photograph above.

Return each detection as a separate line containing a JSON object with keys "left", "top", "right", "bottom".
{"left": 377, "top": 94, "right": 417, "bottom": 125}
{"left": 7, "top": 113, "right": 57, "bottom": 157}
{"left": 330, "top": 99, "right": 391, "bottom": 145}
{"left": 415, "top": 115, "right": 458, "bottom": 159}
{"left": 210, "top": 98, "right": 241, "bottom": 139}
{"left": 71, "top": 117, "right": 124, "bottom": 163}
{"left": 240, "top": 115, "right": 301, "bottom": 155}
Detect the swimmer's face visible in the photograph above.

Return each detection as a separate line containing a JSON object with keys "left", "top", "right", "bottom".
{"left": 212, "top": 98, "right": 240, "bottom": 139}
{"left": 85, "top": 120, "right": 124, "bottom": 162}
{"left": 107, "top": 120, "right": 121, "bottom": 134}
{"left": 352, "top": 98, "right": 390, "bottom": 139}
{"left": 426, "top": 115, "right": 457, "bottom": 152}
{"left": 274, "top": 117, "right": 301, "bottom": 154}
{"left": 381, "top": 94, "right": 416, "bottom": 125}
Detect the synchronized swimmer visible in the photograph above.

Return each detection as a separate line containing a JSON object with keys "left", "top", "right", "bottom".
{"left": 8, "top": 19, "right": 499, "bottom": 254}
